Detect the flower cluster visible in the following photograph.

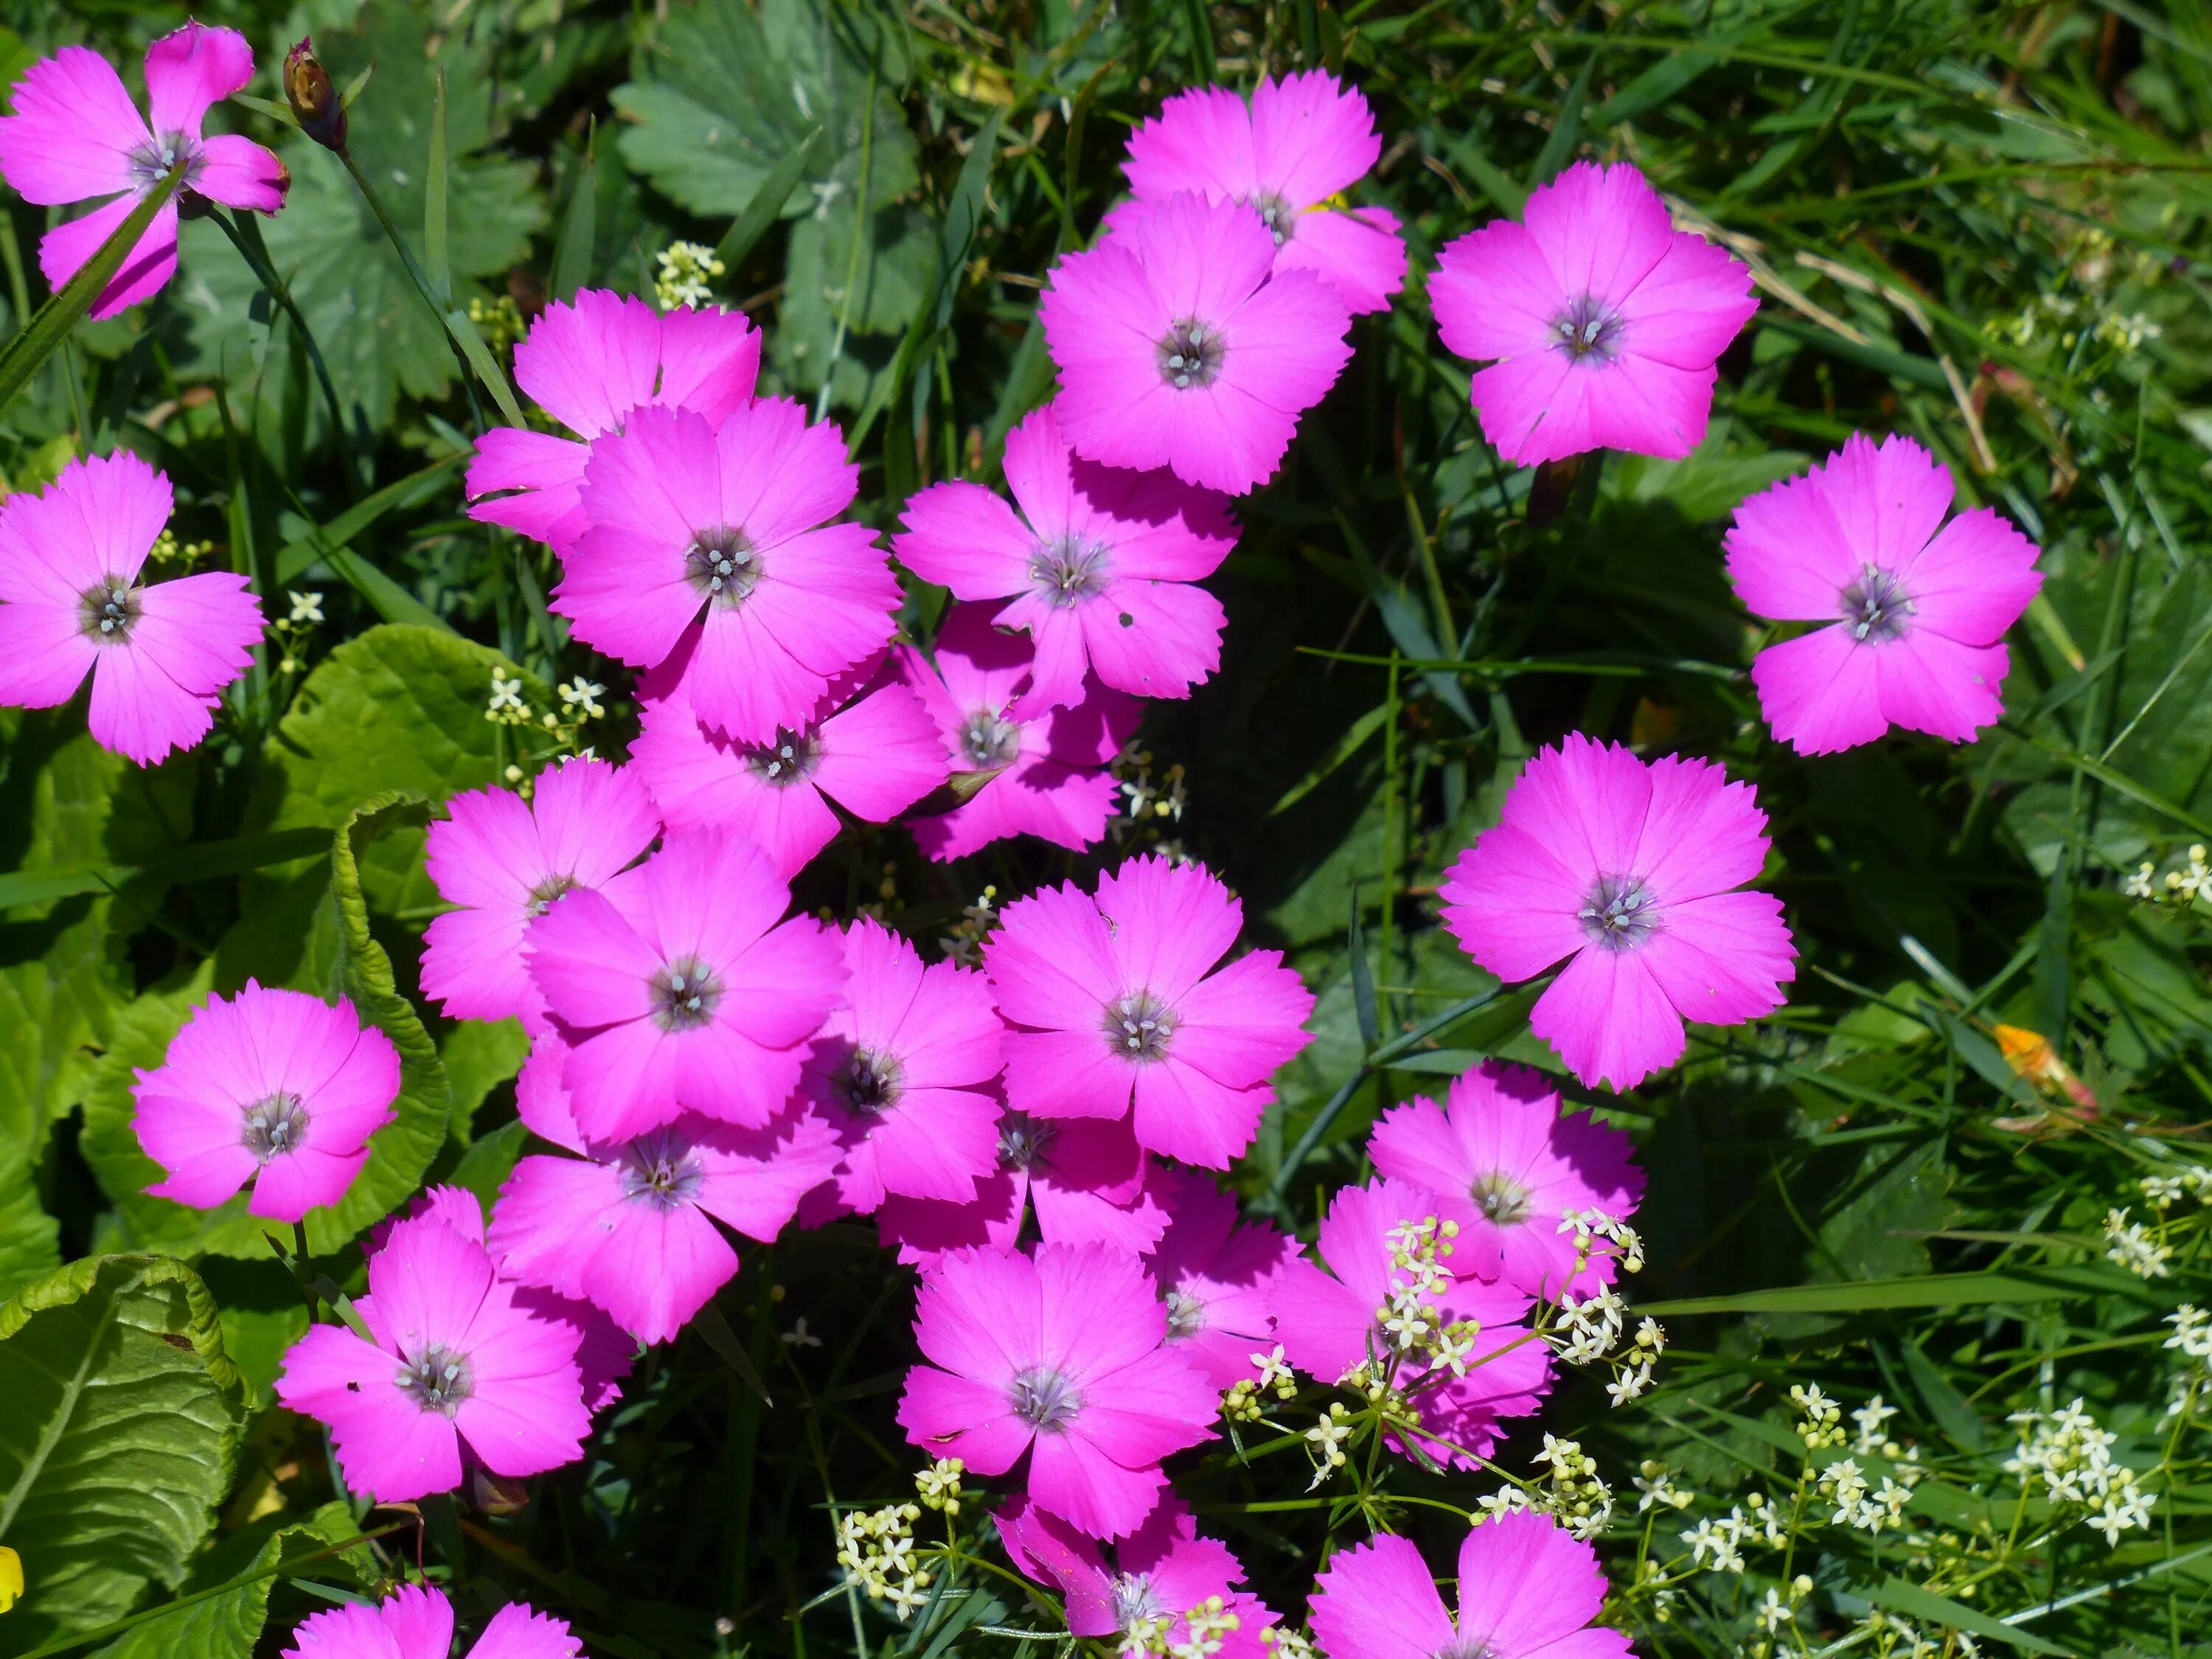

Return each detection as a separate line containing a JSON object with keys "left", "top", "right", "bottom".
{"left": 2006, "top": 1399, "right": 2158, "bottom": 1544}
{"left": 836, "top": 1500, "right": 934, "bottom": 1617}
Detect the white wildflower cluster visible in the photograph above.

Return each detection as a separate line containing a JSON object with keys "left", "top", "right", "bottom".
{"left": 1677, "top": 1492, "right": 1786, "bottom": 1575}
{"left": 1790, "top": 1382, "right": 1848, "bottom": 1451}
{"left": 148, "top": 527, "right": 215, "bottom": 567}
{"left": 1537, "top": 1211, "right": 1660, "bottom": 1404}
{"left": 486, "top": 665, "right": 532, "bottom": 725}
{"left": 2128, "top": 844, "right": 2212, "bottom": 904}
{"left": 913, "top": 1457, "right": 964, "bottom": 1515}
{"left": 1118, "top": 1595, "right": 1242, "bottom": 1659}
{"left": 2103, "top": 1207, "right": 2174, "bottom": 1279}
{"left": 2139, "top": 1166, "right": 2212, "bottom": 1211}
{"left": 1854, "top": 1609, "right": 1982, "bottom": 1659}
{"left": 835, "top": 1500, "right": 933, "bottom": 1618}
{"left": 1745, "top": 1576, "right": 1815, "bottom": 1657}
{"left": 1818, "top": 1457, "right": 1913, "bottom": 1534}
{"left": 1559, "top": 1207, "right": 1645, "bottom": 1273}
{"left": 1259, "top": 1628, "right": 1315, "bottom": 1659}
{"left": 2004, "top": 1399, "right": 2157, "bottom": 1545}
{"left": 1223, "top": 1345, "right": 1298, "bottom": 1425}
{"left": 1633, "top": 1458, "right": 1693, "bottom": 1514}
{"left": 1851, "top": 1394, "right": 1902, "bottom": 1455}
{"left": 1113, "top": 742, "right": 1189, "bottom": 834}
{"left": 557, "top": 677, "right": 605, "bottom": 720}
{"left": 1522, "top": 1433, "right": 1615, "bottom": 1540}
{"left": 1304, "top": 1402, "right": 1354, "bottom": 1489}
{"left": 654, "top": 240, "right": 726, "bottom": 310}
{"left": 2167, "top": 1304, "right": 2212, "bottom": 1363}
{"left": 271, "top": 588, "right": 325, "bottom": 674}
{"left": 939, "top": 885, "right": 999, "bottom": 965}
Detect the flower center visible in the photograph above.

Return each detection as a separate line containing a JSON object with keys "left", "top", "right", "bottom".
{"left": 1009, "top": 1364, "right": 1081, "bottom": 1431}
{"left": 843, "top": 1047, "right": 902, "bottom": 1113}
{"left": 80, "top": 579, "right": 142, "bottom": 644}
{"left": 619, "top": 1130, "right": 706, "bottom": 1209}
{"left": 240, "top": 1092, "right": 309, "bottom": 1161}
{"left": 1551, "top": 293, "right": 1624, "bottom": 362}
{"left": 999, "top": 1111, "right": 1055, "bottom": 1171}
{"left": 1111, "top": 1573, "right": 1169, "bottom": 1630}
{"left": 746, "top": 727, "right": 822, "bottom": 787}
{"left": 129, "top": 132, "right": 203, "bottom": 189}
{"left": 526, "top": 873, "right": 576, "bottom": 917}
{"left": 650, "top": 955, "right": 724, "bottom": 1031}
{"left": 1577, "top": 873, "right": 1659, "bottom": 952}
{"left": 1470, "top": 1170, "right": 1532, "bottom": 1226}
{"left": 1436, "top": 1642, "right": 1498, "bottom": 1659}
{"left": 397, "top": 1343, "right": 473, "bottom": 1416}
{"left": 1164, "top": 1288, "right": 1206, "bottom": 1340}
{"left": 1029, "top": 535, "right": 1109, "bottom": 608}
{"left": 1103, "top": 989, "right": 1175, "bottom": 1062}
{"left": 685, "top": 529, "right": 759, "bottom": 608}
{"left": 960, "top": 706, "right": 1023, "bottom": 768}
{"left": 1156, "top": 317, "right": 1225, "bottom": 390}
{"left": 1839, "top": 563, "right": 1915, "bottom": 644}
{"left": 1251, "top": 191, "right": 1295, "bottom": 246}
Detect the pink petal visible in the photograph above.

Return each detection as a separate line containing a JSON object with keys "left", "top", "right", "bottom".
{"left": 467, "top": 1601, "right": 582, "bottom": 1659}
{"left": 144, "top": 23, "right": 254, "bottom": 139}
{"left": 87, "top": 635, "right": 218, "bottom": 765}
{"left": 1898, "top": 507, "right": 2042, "bottom": 645}
{"left": 1310, "top": 1534, "right": 1455, "bottom": 1659}
{"left": 1750, "top": 626, "right": 1890, "bottom": 755}
{"left": 1278, "top": 201, "right": 1405, "bottom": 315}
{"left": 0, "top": 47, "right": 144, "bottom": 205}
{"left": 131, "top": 570, "right": 260, "bottom": 696}
{"left": 188, "top": 132, "right": 285, "bottom": 212}
{"left": 514, "top": 289, "right": 665, "bottom": 439}
{"left": 1528, "top": 947, "right": 1683, "bottom": 1091}
{"left": 41, "top": 193, "right": 178, "bottom": 320}
{"left": 467, "top": 428, "right": 591, "bottom": 549}
{"left": 1455, "top": 1512, "right": 1610, "bottom": 1654}
{"left": 0, "top": 598, "right": 94, "bottom": 708}
{"left": 894, "top": 478, "right": 1036, "bottom": 598}
{"left": 1637, "top": 890, "right": 1794, "bottom": 1029}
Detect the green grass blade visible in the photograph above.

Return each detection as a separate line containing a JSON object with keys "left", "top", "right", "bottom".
{"left": 551, "top": 131, "right": 598, "bottom": 303}
{"left": 713, "top": 126, "right": 824, "bottom": 274}
{"left": 425, "top": 67, "right": 452, "bottom": 308}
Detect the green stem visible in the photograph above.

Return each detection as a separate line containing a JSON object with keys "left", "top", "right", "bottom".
{"left": 334, "top": 147, "right": 487, "bottom": 434}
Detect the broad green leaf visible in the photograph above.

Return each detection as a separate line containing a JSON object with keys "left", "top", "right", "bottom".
{"left": 442, "top": 1017, "right": 530, "bottom": 1144}
{"left": 773, "top": 201, "right": 936, "bottom": 408}
{"left": 0, "top": 1135, "right": 59, "bottom": 1308}
{"left": 0, "top": 1256, "right": 245, "bottom": 1652}
{"left": 86, "top": 1523, "right": 286, "bottom": 1659}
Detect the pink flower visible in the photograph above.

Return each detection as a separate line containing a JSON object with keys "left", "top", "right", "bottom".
{"left": 466, "top": 289, "right": 761, "bottom": 552}
{"left": 1368, "top": 1061, "right": 1642, "bottom": 1296}
{"left": 984, "top": 855, "right": 1315, "bottom": 1168}
{"left": 897, "top": 603, "right": 1139, "bottom": 860}
{"left": 1726, "top": 432, "right": 2042, "bottom": 754}
{"left": 1040, "top": 192, "right": 1353, "bottom": 495}
{"left": 801, "top": 917, "right": 1004, "bottom": 1212}
{"left": 274, "top": 1208, "right": 593, "bottom": 1502}
{"left": 1113, "top": 72, "right": 1405, "bottom": 316}
{"left": 1144, "top": 1165, "right": 1299, "bottom": 1389}
{"left": 897, "top": 1242, "right": 1217, "bottom": 1538}
{"left": 1439, "top": 735, "right": 1796, "bottom": 1091}
{"left": 525, "top": 831, "right": 846, "bottom": 1141}
{"left": 894, "top": 403, "right": 1237, "bottom": 709}
{"left": 559, "top": 399, "right": 901, "bottom": 744}
{"left": 877, "top": 1110, "right": 1169, "bottom": 1265}
{"left": 282, "top": 1583, "right": 579, "bottom": 1659}
{"left": 0, "top": 451, "right": 261, "bottom": 765}
{"left": 1271, "top": 1178, "right": 1550, "bottom": 1470}
{"left": 490, "top": 1041, "right": 841, "bottom": 1345}
{"left": 632, "top": 648, "right": 944, "bottom": 877}
{"left": 420, "top": 759, "right": 660, "bottom": 1033}
{"left": 0, "top": 24, "right": 286, "bottom": 319}
{"left": 999, "top": 1493, "right": 1276, "bottom": 1658}
{"left": 130, "top": 981, "right": 399, "bottom": 1223}
{"left": 1430, "top": 160, "right": 1755, "bottom": 467}
{"left": 1309, "top": 1513, "right": 1630, "bottom": 1659}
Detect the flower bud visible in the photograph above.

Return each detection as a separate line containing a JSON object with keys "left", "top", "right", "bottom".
{"left": 284, "top": 38, "right": 347, "bottom": 152}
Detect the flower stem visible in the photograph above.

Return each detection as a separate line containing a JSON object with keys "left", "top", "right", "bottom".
{"left": 333, "top": 147, "right": 487, "bottom": 434}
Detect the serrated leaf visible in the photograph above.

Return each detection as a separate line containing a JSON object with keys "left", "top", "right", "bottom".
{"left": 0, "top": 1135, "right": 59, "bottom": 1308}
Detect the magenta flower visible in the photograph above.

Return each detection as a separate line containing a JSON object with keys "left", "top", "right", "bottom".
{"left": 1112, "top": 72, "right": 1405, "bottom": 316}
{"left": 525, "top": 831, "right": 846, "bottom": 1141}
{"left": 1726, "top": 432, "right": 2043, "bottom": 754}
{"left": 1310, "top": 1514, "right": 1630, "bottom": 1659}
{"left": 559, "top": 400, "right": 901, "bottom": 745}
{"left": 632, "top": 650, "right": 944, "bottom": 877}
{"left": 1439, "top": 735, "right": 1796, "bottom": 1091}
{"left": 274, "top": 1208, "right": 593, "bottom": 1502}
{"left": 1271, "top": 1178, "right": 1550, "bottom": 1470}
{"left": 1144, "top": 1166, "right": 1301, "bottom": 1390}
{"left": 897, "top": 1242, "right": 1217, "bottom": 1539}
{"left": 490, "top": 1041, "right": 841, "bottom": 1345}
{"left": 1039, "top": 191, "right": 1353, "bottom": 495}
{"left": 282, "top": 1583, "right": 578, "bottom": 1659}
{"left": 894, "top": 402, "right": 1237, "bottom": 709}
{"left": 801, "top": 917, "right": 1004, "bottom": 1213}
{"left": 999, "top": 1493, "right": 1276, "bottom": 1658}
{"left": 897, "top": 603, "right": 1139, "bottom": 860}
{"left": 421, "top": 759, "right": 660, "bottom": 1033}
{"left": 467, "top": 289, "right": 761, "bottom": 552}
{"left": 984, "top": 855, "right": 1315, "bottom": 1168}
{"left": 1368, "top": 1060, "right": 1643, "bottom": 1296}
{"left": 0, "top": 451, "right": 261, "bottom": 765}
{"left": 1430, "top": 160, "right": 1755, "bottom": 467}
{"left": 130, "top": 981, "right": 399, "bottom": 1223}
{"left": 0, "top": 24, "right": 286, "bottom": 319}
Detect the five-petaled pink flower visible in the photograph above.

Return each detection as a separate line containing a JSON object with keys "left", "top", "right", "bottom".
{"left": 1440, "top": 736, "right": 1795, "bottom": 1091}
{"left": 0, "top": 451, "right": 262, "bottom": 765}
{"left": 0, "top": 23, "right": 288, "bottom": 319}
{"left": 1144, "top": 1165, "right": 1301, "bottom": 1389}
{"left": 131, "top": 981, "right": 399, "bottom": 1223}
{"left": 984, "top": 855, "right": 1315, "bottom": 1168}
{"left": 1727, "top": 432, "right": 2042, "bottom": 754}
{"left": 894, "top": 402, "right": 1237, "bottom": 709}
{"left": 1113, "top": 71, "right": 1406, "bottom": 316}
{"left": 282, "top": 1583, "right": 579, "bottom": 1659}
{"left": 1430, "top": 160, "right": 1755, "bottom": 467}
{"left": 897, "top": 1242, "right": 1217, "bottom": 1539}
{"left": 1040, "top": 191, "right": 1353, "bottom": 495}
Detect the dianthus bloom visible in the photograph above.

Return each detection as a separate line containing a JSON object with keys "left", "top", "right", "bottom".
{"left": 897, "top": 1242, "right": 1216, "bottom": 1538}
{"left": 0, "top": 451, "right": 261, "bottom": 765}
{"left": 525, "top": 831, "right": 846, "bottom": 1141}
{"left": 802, "top": 917, "right": 1004, "bottom": 1213}
{"left": 0, "top": 24, "right": 286, "bottom": 319}
{"left": 131, "top": 981, "right": 399, "bottom": 1223}
{"left": 631, "top": 650, "right": 943, "bottom": 877}
{"left": 467, "top": 288, "right": 761, "bottom": 551}
{"left": 897, "top": 603, "right": 1139, "bottom": 860}
{"left": 1000, "top": 1494, "right": 1276, "bottom": 1658}
{"left": 559, "top": 400, "right": 900, "bottom": 745}
{"left": 1113, "top": 71, "right": 1405, "bottom": 316}
{"left": 1144, "top": 1166, "right": 1299, "bottom": 1388}
{"left": 282, "top": 1583, "right": 579, "bottom": 1659}
{"left": 1440, "top": 736, "right": 1795, "bottom": 1091}
{"left": 1430, "top": 161, "right": 1755, "bottom": 467}
{"left": 985, "top": 855, "right": 1314, "bottom": 1168}
{"left": 420, "top": 758, "right": 660, "bottom": 1032}
{"left": 1726, "top": 432, "right": 2043, "bottom": 754}
{"left": 1040, "top": 191, "right": 1353, "bottom": 495}
{"left": 274, "top": 1208, "right": 593, "bottom": 1501}
{"left": 1310, "top": 1513, "right": 1630, "bottom": 1659}
{"left": 1368, "top": 1061, "right": 1642, "bottom": 1296}
{"left": 490, "top": 1042, "right": 841, "bottom": 1344}
{"left": 894, "top": 402, "right": 1237, "bottom": 708}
